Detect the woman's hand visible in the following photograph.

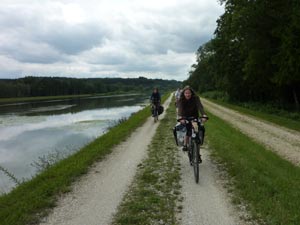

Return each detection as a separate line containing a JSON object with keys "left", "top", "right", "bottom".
{"left": 202, "top": 114, "right": 208, "bottom": 122}
{"left": 180, "top": 119, "right": 186, "bottom": 124}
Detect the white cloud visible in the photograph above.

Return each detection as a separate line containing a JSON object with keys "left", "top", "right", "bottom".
{"left": 0, "top": 0, "right": 224, "bottom": 81}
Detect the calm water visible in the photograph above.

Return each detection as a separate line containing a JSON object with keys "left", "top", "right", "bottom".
{"left": 0, "top": 94, "right": 148, "bottom": 193}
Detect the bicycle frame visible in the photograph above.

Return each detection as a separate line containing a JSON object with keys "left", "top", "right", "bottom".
{"left": 179, "top": 116, "right": 207, "bottom": 183}
{"left": 184, "top": 117, "right": 204, "bottom": 147}
{"left": 151, "top": 103, "right": 159, "bottom": 122}
{"left": 186, "top": 119, "right": 200, "bottom": 183}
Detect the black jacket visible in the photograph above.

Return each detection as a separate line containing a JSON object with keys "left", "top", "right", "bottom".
{"left": 150, "top": 92, "right": 161, "bottom": 104}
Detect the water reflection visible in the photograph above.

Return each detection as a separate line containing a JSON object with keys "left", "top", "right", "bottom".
{"left": 0, "top": 93, "right": 148, "bottom": 194}
{"left": 0, "top": 93, "right": 146, "bottom": 116}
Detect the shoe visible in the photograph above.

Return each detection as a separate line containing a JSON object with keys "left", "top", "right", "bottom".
{"left": 198, "top": 155, "right": 202, "bottom": 163}
{"left": 182, "top": 145, "right": 187, "bottom": 151}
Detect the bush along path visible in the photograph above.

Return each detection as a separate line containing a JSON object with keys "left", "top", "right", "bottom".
{"left": 112, "top": 98, "right": 182, "bottom": 225}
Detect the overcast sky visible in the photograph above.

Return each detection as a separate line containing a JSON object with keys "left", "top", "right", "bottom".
{"left": 0, "top": 0, "right": 224, "bottom": 81}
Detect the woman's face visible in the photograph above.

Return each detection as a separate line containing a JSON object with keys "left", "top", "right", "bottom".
{"left": 184, "top": 89, "right": 192, "bottom": 100}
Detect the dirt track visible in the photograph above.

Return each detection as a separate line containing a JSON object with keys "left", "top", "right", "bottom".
{"left": 202, "top": 99, "right": 300, "bottom": 166}
{"left": 179, "top": 146, "right": 245, "bottom": 225}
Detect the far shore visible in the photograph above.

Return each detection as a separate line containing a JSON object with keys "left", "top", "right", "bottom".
{"left": 0, "top": 91, "right": 140, "bottom": 104}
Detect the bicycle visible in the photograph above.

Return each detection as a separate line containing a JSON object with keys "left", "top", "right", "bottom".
{"left": 151, "top": 103, "right": 159, "bottom": 122}
{"left": 179, "top": 116, "right": 208, "bottom": 183}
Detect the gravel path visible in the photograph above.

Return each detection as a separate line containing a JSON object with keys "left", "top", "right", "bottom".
{"left": 202, "top": 99, "right": 300, "bottom": 166}
{"left": 179, "top": 146, "right": 244, "bottom": 225}
{"left": 39, "top": 96, "right": 172, "bottom": 225}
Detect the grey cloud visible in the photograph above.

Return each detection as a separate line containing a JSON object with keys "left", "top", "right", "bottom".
{"left": 115, "top": 54, "right": 185, "bottom": 75}
{"left": 86, "top": 50, "right": 128, "bottom": 65}
{"left": 1, "top": 22, "right": 106, "bottom": 64}
{"left": 0, "top": 7, "right": 29, "bottom": 28}
{"left": 0, "top": 6, "right": 108, "bottom": 65}
{"left": 0, "top": 69, "right": 22, "bottom": 79}
{"left": 118, "top": 63, "right": 158, "bottom": 73}
{"left": 35, "top": 23, "right": 108, "bottom": 55}
{"left": 118, "top": 10, "right": 216, "bottom": 56}
{"left": 1, "top": 38, "right": 68, "bottom": 64}
{"left": 0, "top": 1, "right": 224, "bottom": 80}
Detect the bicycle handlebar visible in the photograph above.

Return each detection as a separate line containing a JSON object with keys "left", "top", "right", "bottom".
{"left": 177, "top": 116, "right": 209, "bottom": 123}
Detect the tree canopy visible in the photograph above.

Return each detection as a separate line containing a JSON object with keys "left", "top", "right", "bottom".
{"left": 0, "top": 76, "right": 181, "bottom": 98}
{"left": 185, "top": 0, "right": 300, "bottom": 109}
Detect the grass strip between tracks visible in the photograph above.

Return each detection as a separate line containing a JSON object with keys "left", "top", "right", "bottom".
{"left": 0, "top": 94, "right": 169, "bottom": 225}
{"left": 112, "top": 98, "right": 182, "bottom": 225}
{"left": 206, "top": 111, "right": 300, "bottom": 225}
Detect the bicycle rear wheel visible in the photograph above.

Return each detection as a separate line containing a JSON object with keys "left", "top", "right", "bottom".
{"left": 153, "top": 106, "right": 158, "bottom": 122}
{"left": 192, "top": 140, "right": 199, "bottom": 183}
{"left": 154, "top": 109, "right": 158, "bottom": 122}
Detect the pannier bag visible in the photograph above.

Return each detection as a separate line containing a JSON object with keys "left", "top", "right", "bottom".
{"left": 173, "top": 123, "right": 186, "bottom": 146}
{"left": 198, "top": 125, "right": 205, "bottom": 145}
{"left": 158, "top": 105, "right": 164, "bottom": 115}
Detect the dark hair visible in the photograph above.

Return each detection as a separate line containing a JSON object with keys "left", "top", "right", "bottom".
{"left": 180, "top": 86, "right": 196, "bottom": 99}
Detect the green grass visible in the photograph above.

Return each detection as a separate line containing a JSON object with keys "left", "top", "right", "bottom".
{"left": 0, "top": 94, "right": 169, "bottom": 225}
{"left": 206, "top": 111, "right": 300, "bottom": 225}
{"left": 112, "top": 98, "right": 181, "bottom": 225}
{"left": 203, "top": 98, "right": 300, "bottom": 132}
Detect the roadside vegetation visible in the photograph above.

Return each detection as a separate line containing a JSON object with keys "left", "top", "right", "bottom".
{"left": 184, "top": 1, "right": 300, "bottom": 111}
{"left": 202, "top": 92, "right": 300, "bottom": 132}
{"left": 112, "top": 98, "right": 181, "bottom": 225}
{"left": 0, "top": 76, "right": 180, "bottom": 99}
{"left": 206, "top": 111, "right": 300, "bottom": 225}
{"left": 0, "top": 94, "right": 169, "bottom": 225}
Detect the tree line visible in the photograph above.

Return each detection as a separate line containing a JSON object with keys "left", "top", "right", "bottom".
{"left": 0, "top": 76, "right": 181, "bottom": 98}
{"left": 185, "top": 0, "right": 300, "bottom": 110}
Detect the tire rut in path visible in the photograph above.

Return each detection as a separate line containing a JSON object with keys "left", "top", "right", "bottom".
{"left": 179, "top": 147, "right": 245, "bottom": 225}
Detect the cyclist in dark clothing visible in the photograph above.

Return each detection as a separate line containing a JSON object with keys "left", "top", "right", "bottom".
{"left": 150, "top": 88, "right": 161, "bottom": 118}
{"left": 177, "top": 86, "right": 208, "bottom": 151}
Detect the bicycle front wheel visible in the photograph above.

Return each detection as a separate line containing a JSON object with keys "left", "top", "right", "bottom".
{"left": 192, "top": 140, "right": 199, "bottom": 183}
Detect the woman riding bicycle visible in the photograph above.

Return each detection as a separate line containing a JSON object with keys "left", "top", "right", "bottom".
{"left": 177, "top": 86, "right": 208, "bottom": 154}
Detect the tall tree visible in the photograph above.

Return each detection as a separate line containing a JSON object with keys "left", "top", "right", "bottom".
{"left": 272, "top": 0, "right": 300, "bottom": 108}
{"left": 185, "top": 0, "right": 300, "bottom": 109}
